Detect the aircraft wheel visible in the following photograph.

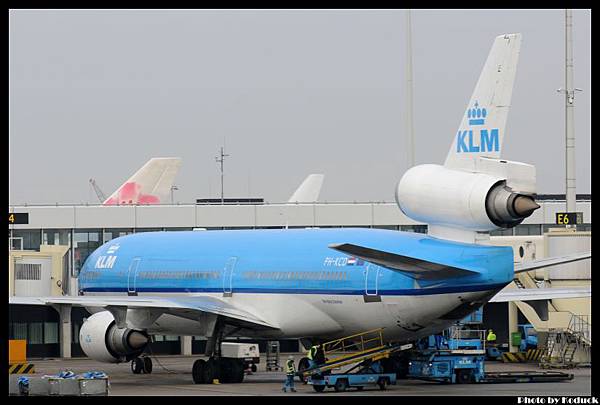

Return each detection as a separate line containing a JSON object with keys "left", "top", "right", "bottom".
{"left": 143, "top": 357, "right": 153, "bottom": 374}
{"left": 131, "top": 358, "right": 144, "bottom": 374}
{"left": 192, "top": 359, "right": 206, "bottom": 384}
{"left": 203, "top": 358, "right": 218, "bottom": 383}
{"left": 219, "top": 358, "right": 234, "bottom": 383}
{"left": 250, "top": 363, "right": 257, "bottom": 372}
{"left": 231, "top": 359, "right": 245, "bottom": 383}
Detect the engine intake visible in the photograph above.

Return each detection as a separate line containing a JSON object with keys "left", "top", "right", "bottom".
{"left": 79, "top": 311, "right": 149, "bottom": 363}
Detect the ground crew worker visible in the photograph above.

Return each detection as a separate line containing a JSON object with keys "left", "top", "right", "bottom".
{"left": 487, "top": 329, "right": 497, "bottom": 344}
{"left": 307, "top": 344, "right": 319, "bottom": 368}
{"left": 282, "top": 355, "right": 297, "bottom": 392}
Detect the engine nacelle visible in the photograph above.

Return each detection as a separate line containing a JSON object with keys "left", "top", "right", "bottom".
{"left": 395, "top": 164, "right": 539, "bottom": 232}
{"left": 79, "top": 311, "right": 149, "bottom": 363}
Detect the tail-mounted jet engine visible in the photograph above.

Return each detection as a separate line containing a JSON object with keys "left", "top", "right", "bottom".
{"left": 395, "top": 159, "right": 539, "bottom": 232}
{"left": 79, "top": 311, "right": 149, "bottom": 363}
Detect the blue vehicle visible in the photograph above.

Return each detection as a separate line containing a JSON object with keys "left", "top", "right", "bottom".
{"left": 308, "top": 360, "right": 396, "bottom": 392}
{"left": 408, "top": 350, "right": 486, "bottom": 384}
{"left": 519, "top": 324, "right": 538, "bottom": 351}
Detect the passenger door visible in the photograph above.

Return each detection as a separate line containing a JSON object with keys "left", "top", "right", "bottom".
{"left": 127, "top": 257, "right": 141, "bottom": 296}
{"left": 365, "top": 263, "right": 380, "bottom": 296}
{"left": 222, "top": 256, "right": 238, "bottom": 296}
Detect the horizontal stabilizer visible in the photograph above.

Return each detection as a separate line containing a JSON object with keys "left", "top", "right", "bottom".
{"left": 328, "top": 243, "right": 478, "bottom": 280}
{"left": 490, "top": 287, "right": 591, "bottom": 303}
{"left": 514, "top": 252, "right": 591, "bottom": 274}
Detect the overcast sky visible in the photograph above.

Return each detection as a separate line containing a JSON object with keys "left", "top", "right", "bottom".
{"left": 9, "top": 9, "right": 591, "bottom": 204}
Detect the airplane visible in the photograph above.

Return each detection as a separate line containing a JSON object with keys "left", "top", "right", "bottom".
{"left": 101, "top": 157, "right": 182, "bottom": 205}
{"left": 288, "top": 174, "right": 325, "bottom": 203}
{"left": 11, "top": 33, "right": 591, "bottom": 385}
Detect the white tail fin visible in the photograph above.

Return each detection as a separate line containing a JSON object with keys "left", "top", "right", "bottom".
{"left": 103, "top": 158, "right": 182, "bottom": 205}
{"left": 445, "top": 33, "right": 522, "bottom": 170}
{"left": 287, "top": 174, "right": 324, "bottom": 203}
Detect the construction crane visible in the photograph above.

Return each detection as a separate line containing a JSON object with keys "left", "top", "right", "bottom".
{"left": 89, "top": 178, "right": 107, "bottom": 203}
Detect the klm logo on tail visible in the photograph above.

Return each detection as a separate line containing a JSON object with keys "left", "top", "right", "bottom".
{"left": 456, "top": 102, "right": 499, "bottom": 153}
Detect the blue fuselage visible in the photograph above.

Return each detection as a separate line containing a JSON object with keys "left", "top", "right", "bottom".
{"left": 80, "top": 228, "right": 513, "bottom": 297}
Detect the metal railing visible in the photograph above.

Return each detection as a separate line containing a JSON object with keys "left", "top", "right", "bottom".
{"left": 322, "top": 328, "right": 385, "bottom": 356}
{"left": 567, "top": 313, "right": 591, "bottom": 346}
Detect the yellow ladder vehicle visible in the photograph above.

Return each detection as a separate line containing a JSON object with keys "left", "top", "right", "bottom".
{"left": 298, "top": 328, "right": 409, "bottom": 379}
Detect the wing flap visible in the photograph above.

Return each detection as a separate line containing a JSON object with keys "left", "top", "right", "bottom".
{"left": 328, "top": 243, "right": 478, "bottom": 280}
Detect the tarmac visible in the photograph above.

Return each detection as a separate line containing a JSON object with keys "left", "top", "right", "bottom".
{"left": 11, "top": 354, "right": 592, "bottom": 396}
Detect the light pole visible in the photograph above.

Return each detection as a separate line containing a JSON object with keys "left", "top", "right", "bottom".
{"left": 557, "top": 9, "right": 582, "bottom": 227}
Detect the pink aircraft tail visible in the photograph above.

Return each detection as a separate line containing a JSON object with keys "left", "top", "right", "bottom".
{"left": 103, "top": 158, "right": 182, "bottom": 205}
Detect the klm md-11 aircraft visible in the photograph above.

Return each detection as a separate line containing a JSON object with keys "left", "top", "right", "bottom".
{"left": 11, "top": 33, "right": 590, "bottom": 384}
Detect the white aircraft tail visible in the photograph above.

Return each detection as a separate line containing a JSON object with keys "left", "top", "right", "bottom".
{"left": 288, "top": 174, "right": 324, "bottom": 203}
{"left": 395, "top": 34, "right": 539, "bottom": 244}
{"left": 103, "top": 158, "right": 182, "bottom": 205}
{"left": 445, "top": 33, "right": 522, "bottom": 170}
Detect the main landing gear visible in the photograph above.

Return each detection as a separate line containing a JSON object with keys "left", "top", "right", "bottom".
{"left": 192, "top": 357, "right": 245, "bottom": 384}
{"left": 131, "top": 356, "right": 153, "bottom": 374}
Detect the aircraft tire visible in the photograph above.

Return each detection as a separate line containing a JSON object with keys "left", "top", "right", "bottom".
{"left": 131, "top": 358, "right": 144, "bottom": 374}
{"left": 192, "top": 359, "right": 206, "bottom": 384}
{"left": 143, "top": 357, "right": 153, "bottom": 374}
{"left": 232, "top": 359, "right": 245, "bottom": 383}
{"left": 218, "top": 358, "right": 234, "bottom": 383}
{"left": 203, "top": 358, "right": 217, "bottom": 383}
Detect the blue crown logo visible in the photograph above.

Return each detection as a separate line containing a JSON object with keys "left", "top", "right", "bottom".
{"left": 467, "top": 101, "right": 487, "bottom": 126}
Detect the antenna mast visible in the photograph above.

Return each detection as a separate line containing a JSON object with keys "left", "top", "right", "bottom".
{"left": 215, "top": 146, "right": 230, "bottom": 204}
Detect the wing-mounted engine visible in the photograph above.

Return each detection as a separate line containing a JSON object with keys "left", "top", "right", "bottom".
{"left": 395, "top": 158, "right": 539, "bottom": 241}
{"left": 79, "top": 311, "right": 149, "bottom": 363}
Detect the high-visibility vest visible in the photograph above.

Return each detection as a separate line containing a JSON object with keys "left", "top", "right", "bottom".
{"left": 487, "top": 332, "right": 497, "bottom": 341}
{"left": 308, "top": 346, "right": 318, "bottom": 360}
{"left": 286, "top": 359, "right": 295, "bottom": 375}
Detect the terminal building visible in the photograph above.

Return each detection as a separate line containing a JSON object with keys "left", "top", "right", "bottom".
{"left": 8, "top": 194, "right": 591, "bottom": 360}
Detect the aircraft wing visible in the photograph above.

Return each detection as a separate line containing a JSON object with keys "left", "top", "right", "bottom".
{"left": 9, "top": 295, "right": 278, "bottom": 330}
{"left": 489, "top": 287, "right": 591, "bottom": 303}
{"left": 514, "top": 252, "right": 591, "bottom": 274}
{"left": 328, "top": 243, "right": 478, "bottom": 280}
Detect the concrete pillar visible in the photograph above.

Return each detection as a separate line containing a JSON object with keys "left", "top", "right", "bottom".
{"left": 508, "top": 302, "right": 519, "bottom": 353}
{"left": 180, "top": 335, "right": 192, "bottom": 356}
{"left": 57, "top": 305, "right": 72, "bottom": 358}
